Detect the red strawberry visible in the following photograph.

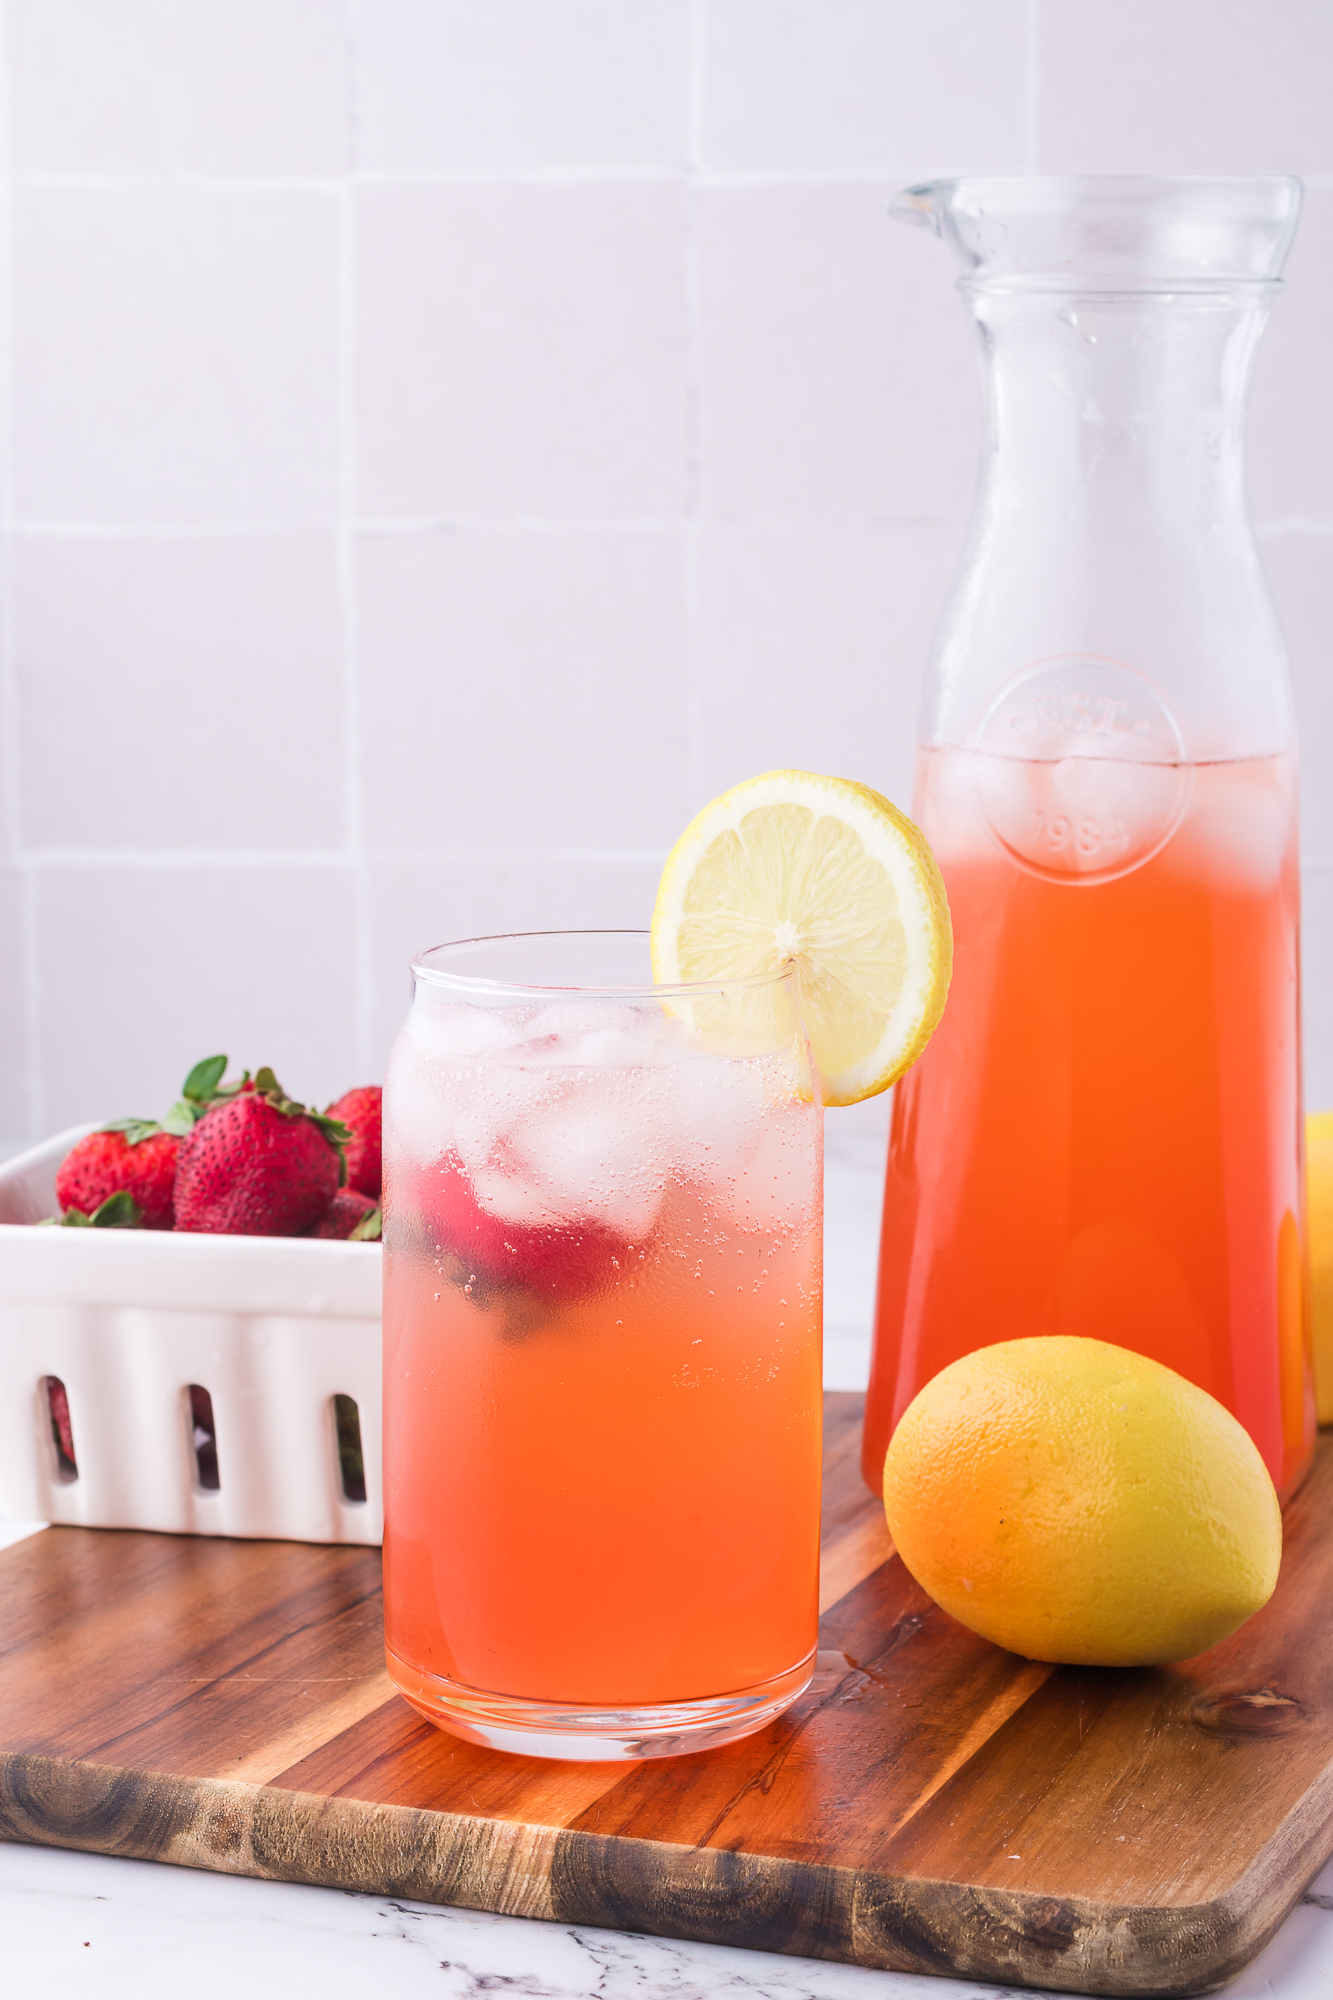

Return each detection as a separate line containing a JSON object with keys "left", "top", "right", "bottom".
{"left": 55, "top": 1124, "right": 179, "bottom": 1229}
{"left": 416, "top": 1153, "right": 615, "bottom": 1300}
{"left": 46, "top": 1377, "right": 76, "bottom": 1469}
{"left": 173, "top": 1068, "right": 349, "bottom": 1236}
{"left": 327, "top": 1086, "right": 382, "bottom": 1198}
{"left": 306, "top": 1189, "right": 381, "bottom": 1240}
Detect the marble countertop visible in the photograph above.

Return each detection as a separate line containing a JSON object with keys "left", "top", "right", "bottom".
{"left": 3, "top": 1120, "right": 1333, "bottom": 1997}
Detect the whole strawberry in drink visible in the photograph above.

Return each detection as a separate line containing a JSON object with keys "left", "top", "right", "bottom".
{"left": 55, "top": 1122, "right": 180, "bottom": 1229}
{"left": 327, "top": 1086, "right": 382, "bottom": 1198}
{"left": 422, "top": 1153, "right": 613, "bottom": 1301}
{"left": 174, "top": 1068, "right": 350, "bottom": 1236}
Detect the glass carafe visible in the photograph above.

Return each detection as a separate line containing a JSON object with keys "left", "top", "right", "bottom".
{"left": 863, "top": 176, "right": 1315, "bottom": 1503}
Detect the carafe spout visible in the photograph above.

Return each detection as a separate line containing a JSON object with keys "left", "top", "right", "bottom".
{"left": 889, "top": 181, "right": 948, "bottom": 236}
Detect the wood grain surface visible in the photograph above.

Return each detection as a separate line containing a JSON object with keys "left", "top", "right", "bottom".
{"left": 2, "top": 1394, "right": 1332, "bottom": 1996}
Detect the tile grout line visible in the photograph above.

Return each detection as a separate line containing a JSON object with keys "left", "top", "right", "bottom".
{"left": 8, "top": 165, "right": 1050, "bottom": 193}
{"left": 14, "top": 168, "right": 680, "bottom": 192}
{"left": 1023, "top": 0, "right": 1041, "bottom": 173}
{"left": 339, "top": 0, "right": 375, "bottom": 1084}
{"left": 6, "top": 510, "right": 1329, "bottom": 540}
{"left": 5, "top": 511, "right": 987, "bottom": 537}
{"left": 6, "top": 510, "right": 1327, "bottom": 540}
{"left": 0, "top": 0, "right": 42, "bottom": 1143}
{"left": 17, "top": 846, "right": 671, "bottom": 869}
{"left": 18, "top": 842, "right": 1333, "bottom": 870}
{"left": 11, "top": 519, "right": 340, "bottom": 539}
{"left": 683, "top": 0, "right": 706, "bottom": 813}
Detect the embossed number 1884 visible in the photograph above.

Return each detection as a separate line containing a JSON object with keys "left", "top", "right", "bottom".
{"left": 1034, "top": 811, "right": 1131, "bottom": 859}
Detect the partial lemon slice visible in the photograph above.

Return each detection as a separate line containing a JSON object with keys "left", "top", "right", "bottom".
{"left": 651, "top": 769, "right": 952, "bottom": 1106}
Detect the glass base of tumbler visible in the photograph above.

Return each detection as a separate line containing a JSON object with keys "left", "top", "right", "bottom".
{"left": 385, "top": 1646, "right": 816, "bottom": 1761}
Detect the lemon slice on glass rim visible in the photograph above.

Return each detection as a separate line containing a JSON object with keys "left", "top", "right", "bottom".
{"left": 651, "top": 769, "right": 952, "bottom": 1106}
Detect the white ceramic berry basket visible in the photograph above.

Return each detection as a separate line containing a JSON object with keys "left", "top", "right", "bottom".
{"left": 0, "top": 1128, "right": 383, "bottom": 1544}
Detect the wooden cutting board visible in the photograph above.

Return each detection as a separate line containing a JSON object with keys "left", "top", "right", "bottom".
{"left": 2, "top": 1394, "right": 1332, "bottom": 1998}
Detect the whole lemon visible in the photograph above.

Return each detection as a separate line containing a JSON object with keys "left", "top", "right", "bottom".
{"left": 882, "top": 1336, "right": 1282, "bottom": 1666}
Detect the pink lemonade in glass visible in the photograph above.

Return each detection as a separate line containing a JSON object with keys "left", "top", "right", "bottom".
{"left": 382, "top": 933, "right": 823, "bottom": 1760}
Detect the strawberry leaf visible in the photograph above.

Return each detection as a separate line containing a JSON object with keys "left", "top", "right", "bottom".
{"left": 349, "top": 1205, "right": 382, "bottom": 1242}
{"left": 91, "top": 1190, "right": 143, "bottom": 1227}
{"left": 160, "top": 1100, "right": 198, "bottom": 1136}
{"left": 100, "top": 1117, "right": 164, "bottom": 1146}
{"left": 251, "top": 1068, "right": 304, "bottom": 1118}
{"left": 306, "top": 1111, "right": 352, "bottom": 1184}
{"left": 310, "top": 1114, "right": 352, "bottom": 1145}
{"left": 182, "top": 1054, "right": 229, "bottom": 1103}
{"left": 60, "top": 1191, "right": 143, "bottom": 1229}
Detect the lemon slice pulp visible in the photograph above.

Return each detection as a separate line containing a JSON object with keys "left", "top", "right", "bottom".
{"left": 651, "top": 769, "right": 952, "bottom": 1106}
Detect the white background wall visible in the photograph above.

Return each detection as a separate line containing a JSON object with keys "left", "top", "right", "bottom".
{"left": 0, "top": 0, "right": 1331, "bottom": 1145}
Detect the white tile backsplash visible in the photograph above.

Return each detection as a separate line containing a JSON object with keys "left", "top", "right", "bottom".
{"left": 33, "top": 863, "right": 361, "bottom": 1132}
{"left": 355, "top": 183, "right": 690, "bottom": 521}
{"left": 15, "top": 534, "right": 345, "bottom": 851}
{"left": 13, "top": 188, "right": 340, "bottom": 525}
{"left": 356, "top": 528, "right": 689, "bottom": 849}
{"left": 2, "top": 6, "right": 1332, "bottom": 1143}
{"left": 697, "top": 186, "right": 979, "bottom": 520}
{"left": 351, "top": 0, "right": 690, "bottom": 173}
{"left": 0, "top": 868, "right": 30, "bottom": 1140}
{"left": 703, "top": 0, "right": 1029, "bottom": 173}
{"left": 9, "top": 0, "right": 349, "bottom": 177}
{"left": 1039, "top": 0, "right": 1333, "bottom": 175}
{"left": 696, "top": 518, "right": 966, "bottom": 812}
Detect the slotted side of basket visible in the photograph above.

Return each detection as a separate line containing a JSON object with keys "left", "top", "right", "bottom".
{"left": 0, "top": 1132, "right": 383, "bottom": 1545}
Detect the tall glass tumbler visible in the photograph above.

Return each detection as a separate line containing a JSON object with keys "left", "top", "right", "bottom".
{"left": 382, "top": 932, "right": 823, "bottom": 1760}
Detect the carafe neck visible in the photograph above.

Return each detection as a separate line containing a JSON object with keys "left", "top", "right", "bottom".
{"left": 894, "top": 177, "right": 1303, "bottom": 762}
{"left": 970, "top": 284, "right": 1271, "bottom": 531}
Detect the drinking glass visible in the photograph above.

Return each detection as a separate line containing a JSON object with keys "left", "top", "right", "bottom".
{"left": 382, "top": 932, "right": 823, "bottom": 1759}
